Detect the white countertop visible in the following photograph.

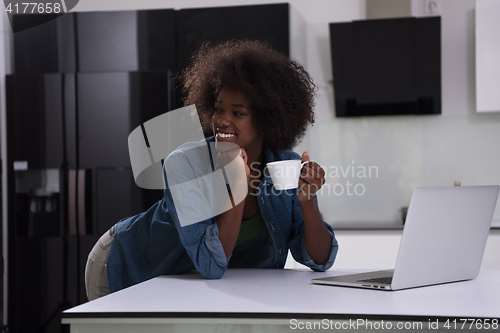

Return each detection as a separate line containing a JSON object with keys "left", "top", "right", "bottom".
{"left": 63, "top": 268, "right": 500, "bottom": 321}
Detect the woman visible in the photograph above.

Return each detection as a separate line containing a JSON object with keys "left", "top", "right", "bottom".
{"left": 85, "top": 39, "right": 338, "bottom": 301}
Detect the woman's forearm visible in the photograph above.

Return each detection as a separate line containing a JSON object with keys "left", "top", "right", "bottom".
{"left": 216, "top": 195, "right": 245, "bottom": 259}
{"left": 301, "top": 199, "right": 332, "bottom": 265}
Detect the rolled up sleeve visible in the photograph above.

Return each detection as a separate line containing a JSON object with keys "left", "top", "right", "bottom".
{"left": 288, "top": 195, "right": 339, "bottom": 272}
{"left": 299, "top": 222, "right": 338, "bottom": 272}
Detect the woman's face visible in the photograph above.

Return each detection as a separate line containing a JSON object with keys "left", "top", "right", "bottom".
{"left": 212, "top": 87, "right": 264, "bottom": 154}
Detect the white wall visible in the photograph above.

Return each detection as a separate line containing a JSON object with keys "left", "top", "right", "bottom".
{"left": 289, "top": 0, "right": 500, "bottom": 271}
{"left": 288, "top": 228, "right": 500, "bottom": 271}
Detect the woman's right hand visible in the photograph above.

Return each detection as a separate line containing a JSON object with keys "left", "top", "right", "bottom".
{"left": 239, "top": 148, "right": 251, "bottom": 181}
{"left": 216, "top": 147, "right": 249, "bottom": 208}
{"left": 216, "top": 147, "right": 250, "bottom": 183}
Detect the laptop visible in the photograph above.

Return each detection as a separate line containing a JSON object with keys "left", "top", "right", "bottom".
{"left": 312, "top": 185, "right": 500, "bottom": 291}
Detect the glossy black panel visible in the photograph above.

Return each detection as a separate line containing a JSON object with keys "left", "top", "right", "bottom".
{"left": 76, "top": 9, "right": 175, "bottom": 72}
{"left": 13, "top": 9, "right": 176, "bottom": 74}
{"left": 10, "top": 11, "right": 64, "bottom": 33}
{"left": 13, "top": 14, "right": 59, "bottom": 72}
{"left": 64, "top": 74, "right": 77, "bottom": 168}
{"left": 13, "top": 13, "right": 75, "bottom": 73}
{"left": 77, "top": 72, "right": 131, "bottom": 168}
{"left": 95, "top": 168, "right": 140, "bottom": 236}
{"left": 137, "top": 10, "right": 176, "bottom": 70}
{"left": 76, "top": 11, "right": 138, "bottom": 72}
{"left": 6, "top": 74, "right": 64, "bottom": 169}
{"left": 129, "top": 70, "right": 175, "bottom": 129}
{"left": 330, "top": 17, "right": 441, "bottom": 117}
{"left": 415, "top": 17, "right": 441, "bottom": 115}
{"left": 77, "top": 71, "right": 174, "bottom": 169}
{"left": 10, "top": 238, "right": 48, "bottom": 332}
{"left": 175, "top": 3, "right": 289, "bottom": 70}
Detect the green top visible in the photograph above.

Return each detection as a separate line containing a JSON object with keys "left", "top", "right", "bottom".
{"left": 236, "top": 210, "right": 265, "bottom": 246}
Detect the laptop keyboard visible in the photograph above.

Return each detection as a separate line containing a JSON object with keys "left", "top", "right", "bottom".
{"left": 357, "top": 276, "right": 393, "bottom": 285}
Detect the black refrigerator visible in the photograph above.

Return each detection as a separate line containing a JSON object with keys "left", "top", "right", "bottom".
{"left": 5, "top": 4, "right": 289, "bottom": 333}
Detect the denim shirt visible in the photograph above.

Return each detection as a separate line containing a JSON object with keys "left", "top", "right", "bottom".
{"left": 106, "top": 138, "right": 339, "bottom": 293}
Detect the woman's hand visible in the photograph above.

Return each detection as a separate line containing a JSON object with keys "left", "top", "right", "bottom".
{"left": 239, "top": 148, "right": 250, "bottom": 181}
{"left": 217, "top": 147, "right": 250, "bottom": 182}
{"left": 297, "top": 152, "right": 325, "bottom": 203}
{"left": 216, "top": 148, "right": 250, "bottom": 208}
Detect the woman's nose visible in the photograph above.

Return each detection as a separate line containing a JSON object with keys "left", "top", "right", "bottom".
{"left": 217, "top": 112, "right": 231, "bottom": 127}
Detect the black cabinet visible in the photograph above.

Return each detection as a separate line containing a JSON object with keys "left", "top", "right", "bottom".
{"left": 6, "top": 74, "right": 64, "bottom": 169}
{"left": 77, "top": 72, "right": 132, "bottom": 168}
{"left": 12, "top": 3, "right": 290, "bottom": 81}
{"left": 76, "top": 10, "right": 176, "bottom": 72}
{"left": 6, "top": 71, "right": 171, "bottom": 332}
{"left": 175, "top": 3, "right": 289, "bottom": 68}
{"left": 13, "top": 10, "right": 176, "bottom": 74}
{"left": 77, "top": 71, "right": 173, "bottom": 169}
{"left": 13, "top": 14, "right": 75, "bottom": 73}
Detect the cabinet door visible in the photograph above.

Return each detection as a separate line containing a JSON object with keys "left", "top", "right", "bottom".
{"left": 77, "top": 71, "right": 174, "bottom": 169}
{"left": 76, "top": 9, "right": 176, "bottom": 72}
{"left": 77, "top": 72, "right": 131, "bottom": 169}
{"left": 95, "top": 168, "right": 136, "bottom": 235}
{"left": 13, "top": 13, "right": 75, "bottom": 73}
{"left": 6, "top": 74, "right": 64, "bottom": 169}
{"left": 95, "top": 168, "right": 163, "bottom": 236}
{"left": 175, "top": 3, "right": 289, "bottom": 69}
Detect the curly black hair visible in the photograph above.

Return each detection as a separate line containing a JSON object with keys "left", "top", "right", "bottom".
{"left": 177, "top": 39, "right": 317, "bottom": 152}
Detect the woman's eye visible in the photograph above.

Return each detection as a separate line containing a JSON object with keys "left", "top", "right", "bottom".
{"left": 234, "top": 111, "right": 245, "bottom": 116}
{"left": 214, "top": 108, "right": 222, "bottom": 113}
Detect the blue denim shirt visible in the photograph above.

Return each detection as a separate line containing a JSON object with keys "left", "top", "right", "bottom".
{"left": 106, "top": 138, "right": 339, "bottom": 293}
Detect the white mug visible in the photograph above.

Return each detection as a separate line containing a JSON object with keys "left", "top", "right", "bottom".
{"left": 266, "top": 160, "right": 308, "bottom": 190}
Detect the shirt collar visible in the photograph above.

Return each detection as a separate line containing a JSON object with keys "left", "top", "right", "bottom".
{"left": 261, "top": 143, "right": 274, "bottom": 186}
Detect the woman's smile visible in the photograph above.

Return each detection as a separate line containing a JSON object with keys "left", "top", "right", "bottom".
{"left": 216, "top": 131, "right": 236, "bottom": 141}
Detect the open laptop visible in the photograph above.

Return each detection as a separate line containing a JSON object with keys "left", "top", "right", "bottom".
{"left": 312, "top": 185, "right": 499, "bottom": 291}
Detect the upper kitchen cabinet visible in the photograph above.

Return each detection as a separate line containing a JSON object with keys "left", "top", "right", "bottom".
{"left": 76, "top": 9, "right": 176, "bottom": 72}
{"left": 13, "top": 13, "right": 75, "bottom": 74}
{"left": 175, "top": 3, "right": 289, "bottom": 70}
{"left": 12, "top": 9, "right": 176, "bottom": 74}
{"left": 13, "top": 4, "right": 289, "bottom": 74}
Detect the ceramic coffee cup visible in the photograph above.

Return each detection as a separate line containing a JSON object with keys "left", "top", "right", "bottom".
{"left": 266, "top": 160, "right": 308, "bottom": 190}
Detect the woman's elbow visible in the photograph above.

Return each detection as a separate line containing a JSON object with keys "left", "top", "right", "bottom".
{"left": 202, "top": 271, "right": 225, "bottom": 279}
{"left": 196, "top": 262, "right": 227, "bottom": 279}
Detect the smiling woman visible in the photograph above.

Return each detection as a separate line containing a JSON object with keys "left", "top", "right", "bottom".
{"left": 180, "top": 39, "right": 316, "bottom": 152}
{"left": 84, "top": 39, "right": 339, "bottom": 301}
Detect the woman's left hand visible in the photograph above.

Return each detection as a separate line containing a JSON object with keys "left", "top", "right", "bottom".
{"left": 297, "top": 152, "right": 325, "bottom": 203}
